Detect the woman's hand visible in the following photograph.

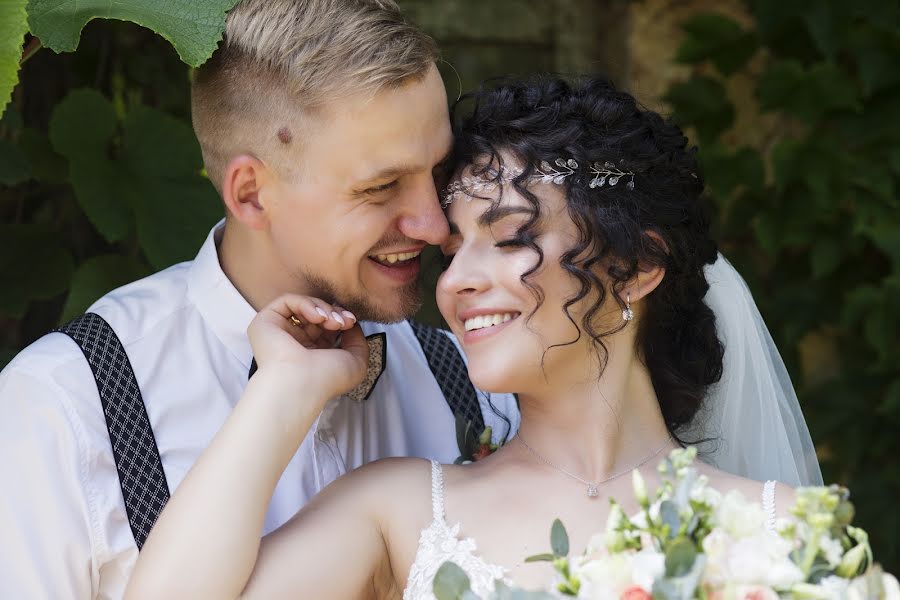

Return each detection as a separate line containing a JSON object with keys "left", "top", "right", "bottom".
{"left": 247, "top": 294, "right": 370, "bottom": 400}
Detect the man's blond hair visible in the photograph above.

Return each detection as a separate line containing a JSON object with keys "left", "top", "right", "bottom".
{"left": 192, "top": 0, "right": 439, "bottom": 191}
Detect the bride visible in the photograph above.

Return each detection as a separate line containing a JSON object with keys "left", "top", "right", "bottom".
{"left": 125, "top": 76, "right": 821, "bottom": 599}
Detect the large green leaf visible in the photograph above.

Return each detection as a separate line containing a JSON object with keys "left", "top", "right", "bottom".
{"left": 26, "top": 0, "right": 240, "bottom": 67}
{"left": 664, "top": 76, "right": 735, "bottom": 143}
{"left": 0, "top": 224, "right": 74, "bottom": 317}
{"left": 61, "top": 254, "right": 149, "bottom": 321}
{"left": 17, "top": 128, "right": 66, "bottom": 184}
{"left": 48, "top": 88, "right": 116, "bottom": 156}
{"left": 49, "top": 89, "right": 133, "bottom": 242}
{"left": 676, "top": 13, "right": 759, "bottom": 75}
{"left": 757, "top": 60, "right": 860, "bottom": 122}
{"left": 0, "top": 137, "right": 30, "bottom": 184}
{"left": 0, "top": 0, "right": 28, "bottom": 116}
{"left": 122, "top": 106, "right": 222, "bottom": 269}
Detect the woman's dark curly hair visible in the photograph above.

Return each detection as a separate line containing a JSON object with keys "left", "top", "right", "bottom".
{"left": 448, "top": 76, "right": 724, "bottom": 439}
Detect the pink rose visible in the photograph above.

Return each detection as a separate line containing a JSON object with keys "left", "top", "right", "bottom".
{"left": 472, "top": 444, "right": 493, "bottom": 461}
{"left": 620, "top": 584, "right": 652, "bottom": 600}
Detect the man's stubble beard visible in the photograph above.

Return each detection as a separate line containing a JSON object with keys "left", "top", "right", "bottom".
{"left": 302, "top": 270, "right": 423, "bottom": 324}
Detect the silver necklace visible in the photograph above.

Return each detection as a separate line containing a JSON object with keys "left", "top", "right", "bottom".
{"left": 516, "top": 435, "right": 672, "bottom": 498}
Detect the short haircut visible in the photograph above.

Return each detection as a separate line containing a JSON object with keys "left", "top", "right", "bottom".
{"left": 191, "top": 0, "right": 439, "bottom": 192}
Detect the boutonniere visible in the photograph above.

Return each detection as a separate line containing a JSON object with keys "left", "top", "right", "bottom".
{"left": 454, "top": 415, "right": 504, "bottom": 464}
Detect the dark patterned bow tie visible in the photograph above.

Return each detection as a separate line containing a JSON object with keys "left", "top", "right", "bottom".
{"left": 248, "top": 332, "right": 387, "bottom": 402}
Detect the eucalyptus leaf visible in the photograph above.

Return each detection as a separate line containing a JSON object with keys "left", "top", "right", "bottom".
{"left": 523, "top": 553, "right": 555, "bottom": 563}
{"left": 0, "top": 0, "right": 28, "bottom": 115}
{"left": 27, "top": 0, "right": 240, "bottom": 67}
{"left": 433, "top": 561, "right": 472, "bottom": 600}
{"left": 665, "top": 537, "right": 697, "bottom": 577}
{"left": 550, "top": 519, "right": 569, "bottom": 557}
{"left": 659, "top": 500, "right": 681, "bottom": 539}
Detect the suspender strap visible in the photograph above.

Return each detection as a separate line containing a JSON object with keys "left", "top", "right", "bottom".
{"left": 55, "top": 313, "right": 170, "bottom": 550}
{"left": 408, "top": 320, "right": 485, "bottom": 434}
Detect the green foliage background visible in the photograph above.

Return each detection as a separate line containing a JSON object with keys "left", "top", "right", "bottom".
{"left": 1, "top": 0, "right": 899, "bottom": 574}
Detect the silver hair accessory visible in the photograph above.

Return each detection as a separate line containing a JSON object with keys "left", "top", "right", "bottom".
{"left": 442, "top": 158, "right": 635, "bottom": 207}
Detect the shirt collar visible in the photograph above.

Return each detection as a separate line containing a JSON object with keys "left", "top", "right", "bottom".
{"left": 187, "top": 220, "right": 257, "bottom": 370}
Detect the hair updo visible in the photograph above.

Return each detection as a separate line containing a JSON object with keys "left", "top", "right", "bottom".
{"left": 449, "top": 76, "right": 724, "bottom": 438}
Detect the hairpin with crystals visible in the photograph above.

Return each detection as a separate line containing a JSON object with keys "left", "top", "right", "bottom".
{"left": 442, "top": 158, "right": 635, "bottom": 207}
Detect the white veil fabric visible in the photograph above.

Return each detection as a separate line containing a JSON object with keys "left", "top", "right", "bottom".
{"left": 686, "top": 253, "right": 823, "bottom": 487}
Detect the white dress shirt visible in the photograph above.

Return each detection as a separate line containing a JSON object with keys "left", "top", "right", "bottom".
{"left": 0, "top": 223, "right": 519, "bottom": 600}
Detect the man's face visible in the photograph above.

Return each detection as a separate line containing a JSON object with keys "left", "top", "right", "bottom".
{"left": 264, "top": 65, "right": 452, "bottom": 322}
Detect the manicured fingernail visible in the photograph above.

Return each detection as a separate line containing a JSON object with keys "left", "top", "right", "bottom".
{"left": 331, "top": 311, "right": 345, "bottom": 326}
{"left": 341, "top": 310, "right": 356, "bottom": 321}
{"left": 315, "top": 307, "right": 328, "bottom": 318}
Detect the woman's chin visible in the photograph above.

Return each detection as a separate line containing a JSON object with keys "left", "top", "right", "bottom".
{"left": 467, "top": 364, "right": 523, "bottom": 395}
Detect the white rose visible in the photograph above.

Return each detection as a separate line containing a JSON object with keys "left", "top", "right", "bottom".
{"left": 883, "top": 573, "right": 900, "bottom": 600}
{"left": 702, "top": 528, "right": 731, "bottom": 585}
{"left": 819, "top": 537, "right": 844, "bottom": 569}
{"left": 818, "top": 576, "right": 850, "bottom": 600}
{"left": 717, "top": 491, "right": 766, "bottom": 539}
{"left": 703, "top": 529, "right": 803, "bottom": 589}
{"left": 575, "top": 554, "right": 633, "bottom": 600}
{"left": 630, "top": 549, "right": 665, "bottom": 591}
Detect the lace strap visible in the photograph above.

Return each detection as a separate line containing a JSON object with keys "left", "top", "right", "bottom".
{"left": 430, "top": 460, "right": 446, "bottom": 523}
{"left": 762, "top": 480, "right": 777, "bottom": 532}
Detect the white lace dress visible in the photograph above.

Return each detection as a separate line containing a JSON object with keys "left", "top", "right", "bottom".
{"left": 402, "top": 460, "right": 780, "bottom": 599}
{"left": 403, "top": 461, "right": 509, "bottom": 599}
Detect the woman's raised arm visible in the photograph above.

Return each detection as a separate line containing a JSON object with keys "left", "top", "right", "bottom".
{"left": 125, "top": 295, "right": 386, "bottom": 599}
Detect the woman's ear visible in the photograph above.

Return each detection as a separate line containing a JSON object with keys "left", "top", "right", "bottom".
{"left": 622, "top": 230, "right": 668, "bottom": 303}
{"left": 221, "top": 155, "right": 271, "bottom": 230}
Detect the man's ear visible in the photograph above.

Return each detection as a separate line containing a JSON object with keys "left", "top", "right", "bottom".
{"left": 221, "top": 155, "right": 271, "bottom": 230}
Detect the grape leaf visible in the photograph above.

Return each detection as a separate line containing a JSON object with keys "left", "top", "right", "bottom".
{"left": 0, "top": 0, "right": 28, "bottom": 116}
{"left": 26, "top": 0, "right": 240, "bottom": 67}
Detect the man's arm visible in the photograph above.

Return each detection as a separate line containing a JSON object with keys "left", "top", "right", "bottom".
{"left": 0, "top": 365, "right": 96, "bottom": 598}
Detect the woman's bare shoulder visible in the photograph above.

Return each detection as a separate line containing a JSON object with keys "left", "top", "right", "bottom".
{"left": 695, "top": 461, "right": 796, "bottom": 517}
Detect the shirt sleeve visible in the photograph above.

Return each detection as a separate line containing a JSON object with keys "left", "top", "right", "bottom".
{"left": 0, "top": 364, "right": 96, "bottom": 598}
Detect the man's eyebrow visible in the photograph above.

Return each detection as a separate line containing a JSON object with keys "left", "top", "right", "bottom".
{"left": 477, "top": 206, "right": 532, "bottom": 227}
{"left": 356, "top": 164, "right": 420, "bottom": 183}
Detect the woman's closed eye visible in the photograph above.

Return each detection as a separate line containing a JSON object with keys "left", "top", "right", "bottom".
{"left": 494, "top": 238, "right": 528, "bottom": 249}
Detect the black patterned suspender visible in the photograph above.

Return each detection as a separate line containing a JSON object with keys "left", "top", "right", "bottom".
{"left": 55, "top": 313, "right": 169, "bottom": 550}
{"left": 408, "top": 320, "right": 485, "bottom": 434}
{"left": 50, "top": 314, "right": 481, "bottom": 551}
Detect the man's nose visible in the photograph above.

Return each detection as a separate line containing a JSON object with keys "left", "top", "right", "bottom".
{"left": 397, "top": 179, "right": 450, "bottom": 245}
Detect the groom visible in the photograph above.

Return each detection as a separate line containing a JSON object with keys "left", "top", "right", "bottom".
{"left": 0, "top": 1, "right": 518, "bottom": 597}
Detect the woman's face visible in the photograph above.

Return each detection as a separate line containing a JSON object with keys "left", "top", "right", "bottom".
{"left": 437, "top": 164, "right": 615, "bottom": 393}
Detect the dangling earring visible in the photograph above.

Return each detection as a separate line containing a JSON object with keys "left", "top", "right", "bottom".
{"left": 622, "top": 293, "right": 635, "bottom": 322}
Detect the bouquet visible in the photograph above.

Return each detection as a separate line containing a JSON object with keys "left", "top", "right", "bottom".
{"left": 433, "top": 447, "right": 899, "bottom": 600}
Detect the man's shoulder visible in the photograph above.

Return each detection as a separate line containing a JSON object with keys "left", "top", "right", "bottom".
{"left": 84, "top": 259, "right": 194, "bottom": 345}
{"left": 3, "top": 259, "right": 195, "bottom": 381}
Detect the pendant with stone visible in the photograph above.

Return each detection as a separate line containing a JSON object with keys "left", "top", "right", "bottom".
{"left": 587, "top": 484, "right": 599, "bottom": 497}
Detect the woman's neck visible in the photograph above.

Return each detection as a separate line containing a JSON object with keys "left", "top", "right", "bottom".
{"left": 512, "top": 337, "right": 674, "bottom": 483}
